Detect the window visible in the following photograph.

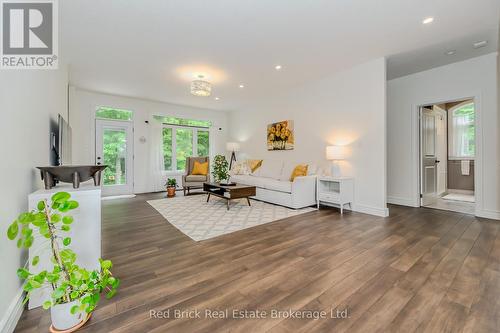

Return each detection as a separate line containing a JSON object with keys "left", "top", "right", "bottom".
{"left": 156, "top": 116, "right": 211, "bottom": 171}
{"left": 96, "top": 107, "right": 133, "bottom": 121}
{"left": 153, "top": 115, "right": 211, "bottom": 128}
{"left": 449, "top": 103, "right": 474, "bottom": 159}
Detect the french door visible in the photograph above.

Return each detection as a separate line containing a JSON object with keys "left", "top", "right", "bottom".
{"left": 95, "top": 119, "right": 134, "bottom": 196}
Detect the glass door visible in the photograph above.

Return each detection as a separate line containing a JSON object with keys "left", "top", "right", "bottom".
{"left": 95, "top": 119, "right": 134, "bottom": 196}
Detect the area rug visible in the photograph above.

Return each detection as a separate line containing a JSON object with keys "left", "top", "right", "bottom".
{"left": 147, "top": 195, "right": 316, "bottom": 241}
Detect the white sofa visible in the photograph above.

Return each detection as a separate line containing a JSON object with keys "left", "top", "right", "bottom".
{"left": 230, "top": 160, "right": 317, "bottom": 209}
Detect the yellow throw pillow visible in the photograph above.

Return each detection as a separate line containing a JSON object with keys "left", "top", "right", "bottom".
{"left": 191, "top": 161, "right": 209, "bottom": 175}
{"left": 248, "top": 159, "right": 263, "bottom": 173}
{"left": 290, "top": 164, "right": 308, "bottom": 181}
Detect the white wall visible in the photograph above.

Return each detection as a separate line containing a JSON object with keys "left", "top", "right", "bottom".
{"left": 0, "top": 68, "right": 68, "bottom": 332}
{"left": 387, "top": 53, "right": 500, "bottom": 219}
{"left": 69, "top": 88, "right": 229, "bottom": 193}
{"left": 228, "top": 58, "right": 388, "bottom": 217}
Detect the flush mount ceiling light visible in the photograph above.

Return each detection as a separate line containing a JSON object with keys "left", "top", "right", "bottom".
{"left": 473, "top": 40, "right": 488, "bottom": 49}
{"left": 422, "top": 17, "right": 434, "bottom": 24}
{"left": 275, "top": 65, "right": 282, "bottom": 70}
{"left": 214, "top": 97, "right": 220, "bottom": 101}
{"left": 445, "top": 50, "right": 456, "bottom": 56}
{"left": 190, "top": 75, "right": 211, "bottom": 97}
{"left": 239, "top": 84, "right": 245, "bottom": 88}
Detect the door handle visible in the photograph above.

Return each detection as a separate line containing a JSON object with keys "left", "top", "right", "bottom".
{"left": 97, "top": 162, "right": 101, "bottom": 165}
{"left": 435, "top": 160, "right": 440, "bottom": 164}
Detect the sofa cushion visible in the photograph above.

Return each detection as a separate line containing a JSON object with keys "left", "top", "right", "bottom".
{"left": 231, "top": 175, "right": 266, "bottom": 188}
{"left": 260, "top": 178, "right": 292, "bottom": 193}
{"left": 258, "top": 160, "right": 284, "bottom": 179}
{"left": 185, "top": 175, "right": 207, "bottom": 182}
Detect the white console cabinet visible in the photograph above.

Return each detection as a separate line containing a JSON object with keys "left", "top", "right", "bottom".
{"left": 317, "top": 177, "right": 354, "bottom": 214}
{"left": 27, "top": 183, "right": 101, "bottom": 309}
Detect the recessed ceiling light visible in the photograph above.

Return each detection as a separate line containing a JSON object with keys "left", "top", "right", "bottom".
{"left": 473, "top": 40, "right": 488, "bottom": 49}
{"left": 422, "top": 17, "right": 434, "bottom": 24}
{"left": 275, "top": 65, "right": 282, "bottom": 70}
{"left": 445, "top": 50, "right": 456, "bottom": 56}
{"left": 239, "top": 84, "right": 245, "bottom": 88}
{"left": 214, "top": 97, "right": 220, "bottom": 100}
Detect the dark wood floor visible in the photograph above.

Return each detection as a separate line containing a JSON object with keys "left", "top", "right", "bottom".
{"left": 14, "top": 193, "right": 500, "bottom": 333}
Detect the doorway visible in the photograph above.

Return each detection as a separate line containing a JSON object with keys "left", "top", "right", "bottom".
{"left": 95, "top": 119, "right": 134, "bottom": 196}
{"left": 419, "top": 99, "right": 475, "bottom": 214}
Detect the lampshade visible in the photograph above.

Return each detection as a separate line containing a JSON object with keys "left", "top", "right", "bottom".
{"left": 326, "top": 145, "right": 345, "bottom": 160}
{"left": 226, "top": 142, "right": 240, "bottom": 152}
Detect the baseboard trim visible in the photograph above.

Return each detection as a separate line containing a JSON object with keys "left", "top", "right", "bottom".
{"left": 0, "top": 287, "right": 24, "bottom": 333}
{"left": 475, "top": 209, "right": 500, "bottom": 221}
{"left": 353, "top": 204, "right": 389, "bottom": 217}
{"left": 387, "top": 196, "right": 419, "bottom": 207}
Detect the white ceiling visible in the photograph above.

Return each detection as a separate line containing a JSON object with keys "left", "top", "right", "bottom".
{"left": 60, "top": 0, "right": 500, "bottom": 111}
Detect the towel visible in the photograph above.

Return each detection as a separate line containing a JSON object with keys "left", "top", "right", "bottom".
{"left": 461, "top": 160, "right": 470, "bottom": 176}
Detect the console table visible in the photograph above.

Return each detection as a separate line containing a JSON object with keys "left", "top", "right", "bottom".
{"left": 317, "top": 177, "right": 354, "bottom": 214}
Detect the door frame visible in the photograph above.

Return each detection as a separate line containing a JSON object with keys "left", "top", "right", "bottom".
{"left": 95, "top": 119, "right": 134, "bottom": 196}
{"left": 413, "top": 95, "right": 481, "bottom": 215}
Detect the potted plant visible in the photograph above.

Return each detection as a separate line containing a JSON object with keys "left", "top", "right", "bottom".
{"left": 165, "top": 178, "right": 177, "bottom": 197}
{"left": 212, "top": 155, "right": 230, "bottom": 184}
{"left": 6, "top": 192, "right": 119, "bottom": 332}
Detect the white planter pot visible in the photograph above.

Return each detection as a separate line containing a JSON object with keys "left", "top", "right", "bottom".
{"left": 50, "top": 300, "right": 84, "bottom": 331}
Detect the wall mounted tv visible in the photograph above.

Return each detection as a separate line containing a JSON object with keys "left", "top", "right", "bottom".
{"left": 51, "top": 114, "right": 72, "bottom": 166}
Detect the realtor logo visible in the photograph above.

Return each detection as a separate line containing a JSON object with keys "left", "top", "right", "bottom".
{"left": 1, "top": 0, "right": 58, "bottom": 69}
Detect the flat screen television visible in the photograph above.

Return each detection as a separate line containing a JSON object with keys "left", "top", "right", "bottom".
{"left": 51, "top": 114, "right": 72, "bottom": 166}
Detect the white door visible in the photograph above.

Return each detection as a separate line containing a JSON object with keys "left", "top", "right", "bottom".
{"left": 420, "top": 107, "right": 439, "bottom": 206}
{"left": 96, "top": 119, "right": 134, "bottom": 196}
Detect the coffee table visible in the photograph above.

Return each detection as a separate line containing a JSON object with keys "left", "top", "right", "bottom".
{"left": 203, "top": 182, "right": 256, "bottom": 210}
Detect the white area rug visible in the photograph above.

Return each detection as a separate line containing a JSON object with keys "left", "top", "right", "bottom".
{"left": 442, "top": 193, "right": 475, "bottom": 203}
{"left": 147, "top": 195, "right": 316, "bottom": 241}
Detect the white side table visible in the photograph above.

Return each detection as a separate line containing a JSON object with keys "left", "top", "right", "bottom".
{"left": 317, "top": 177, "right": 354, "bottom": 214}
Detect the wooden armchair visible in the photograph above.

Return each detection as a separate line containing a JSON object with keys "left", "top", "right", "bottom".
{"left": 182, "top": 156, "right": 210, "bottom": 195}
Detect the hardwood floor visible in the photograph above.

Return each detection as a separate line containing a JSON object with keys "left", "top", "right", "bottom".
{"left": 14, "top": 193, "right": 500, "bottom": 333}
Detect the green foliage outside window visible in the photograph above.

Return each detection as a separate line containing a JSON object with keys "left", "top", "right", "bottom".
{"left": 153, "top": 115, "right": 211, "bottom": 128}
{"left": 452, "top": 103, "right": 475, "bottom": 157}
{"left": 103, "top": 129, "right": 127, "bottom": 185}
{"left": 176, "top": 129, "right": 193, "bottom": 171}
{"left": 197, "top": 130, "right": 209, "bottom": 157}
{"left": 96, "top": 107, "right": 133, "bottom": 121}
{"left": 162, "top": 128, "right": 173, "bottom": 170}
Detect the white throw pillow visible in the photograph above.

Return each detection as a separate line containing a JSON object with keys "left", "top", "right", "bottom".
{"left": 231, "top": 160, "right": 251, "bottom": 175}
{"left": 259, "top": 160, "right": 284, "bottom": 179}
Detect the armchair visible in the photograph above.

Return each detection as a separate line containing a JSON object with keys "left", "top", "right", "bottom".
{"left": 182, "top": 156, "right": 210, "bottom": 195}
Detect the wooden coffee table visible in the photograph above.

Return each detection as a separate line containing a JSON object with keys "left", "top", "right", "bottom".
{"left": 203, "top": 182, "right": 256, "bottom": 210}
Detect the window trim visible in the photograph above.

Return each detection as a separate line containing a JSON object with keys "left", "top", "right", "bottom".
{"left": 448, "top": 101, "right": 475, "bottom": 160}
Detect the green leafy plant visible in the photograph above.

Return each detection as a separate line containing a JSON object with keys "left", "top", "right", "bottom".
{"left": 212, "top": 155, "right": 229, "bottom": 183}
{"left": 6, "top": 192, "right": 119, "bottom": 315}
{"left": 165, "top": 178, "right": 177, "bottom": 188}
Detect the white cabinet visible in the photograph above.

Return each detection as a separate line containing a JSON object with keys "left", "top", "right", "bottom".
{"left": 27, "top": 184, "right": 101, "bottom": 309}
{"left": 317, "top": 177, "right": 354, "bottom": 214}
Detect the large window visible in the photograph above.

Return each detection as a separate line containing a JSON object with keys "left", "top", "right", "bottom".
{"left": 449, "top": 103, "right": 475, "bottom": 159}
{"left": 156, "top": 116, "right": 210, "bottom": 171}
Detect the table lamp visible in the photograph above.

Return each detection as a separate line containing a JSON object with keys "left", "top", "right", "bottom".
{"left": 326, "top": 145, "right": 345, "bottom": 177}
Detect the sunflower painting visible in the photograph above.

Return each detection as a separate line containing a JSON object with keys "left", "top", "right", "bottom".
{"left": 267, "top": 120, "right": 294, "bottom": 150}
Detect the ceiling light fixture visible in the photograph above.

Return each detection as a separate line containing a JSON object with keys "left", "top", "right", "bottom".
{"left": 473, "top": 40, "right": 488, "bottom": 49}
{"left": 190, "top": 75, "right": 211, "bottom": 97}
{"left": 214, "top": 97, "right": 220, "bottom": 101}
{"left": 239, "top": 84, "right": 245, "bottom": 88}
{"left": 275, "top": 65, "right": 282, "bottom": 70}
{"left": 422, "top": 17, "right": 434, "bottom": 24}
{"left": 445, "top": 50, "right": 456, "bottom": 56}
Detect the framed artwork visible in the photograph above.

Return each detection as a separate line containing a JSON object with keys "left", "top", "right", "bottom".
{"left": 267, "top": 120, "right": 294, "bottom": 150}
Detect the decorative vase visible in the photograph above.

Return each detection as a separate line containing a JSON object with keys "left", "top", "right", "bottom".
{"left": 167, "top": 187, "right": 176, "bottom": 197}
{"left": 50, "top": 300, "right": 85, "bottom": 332}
